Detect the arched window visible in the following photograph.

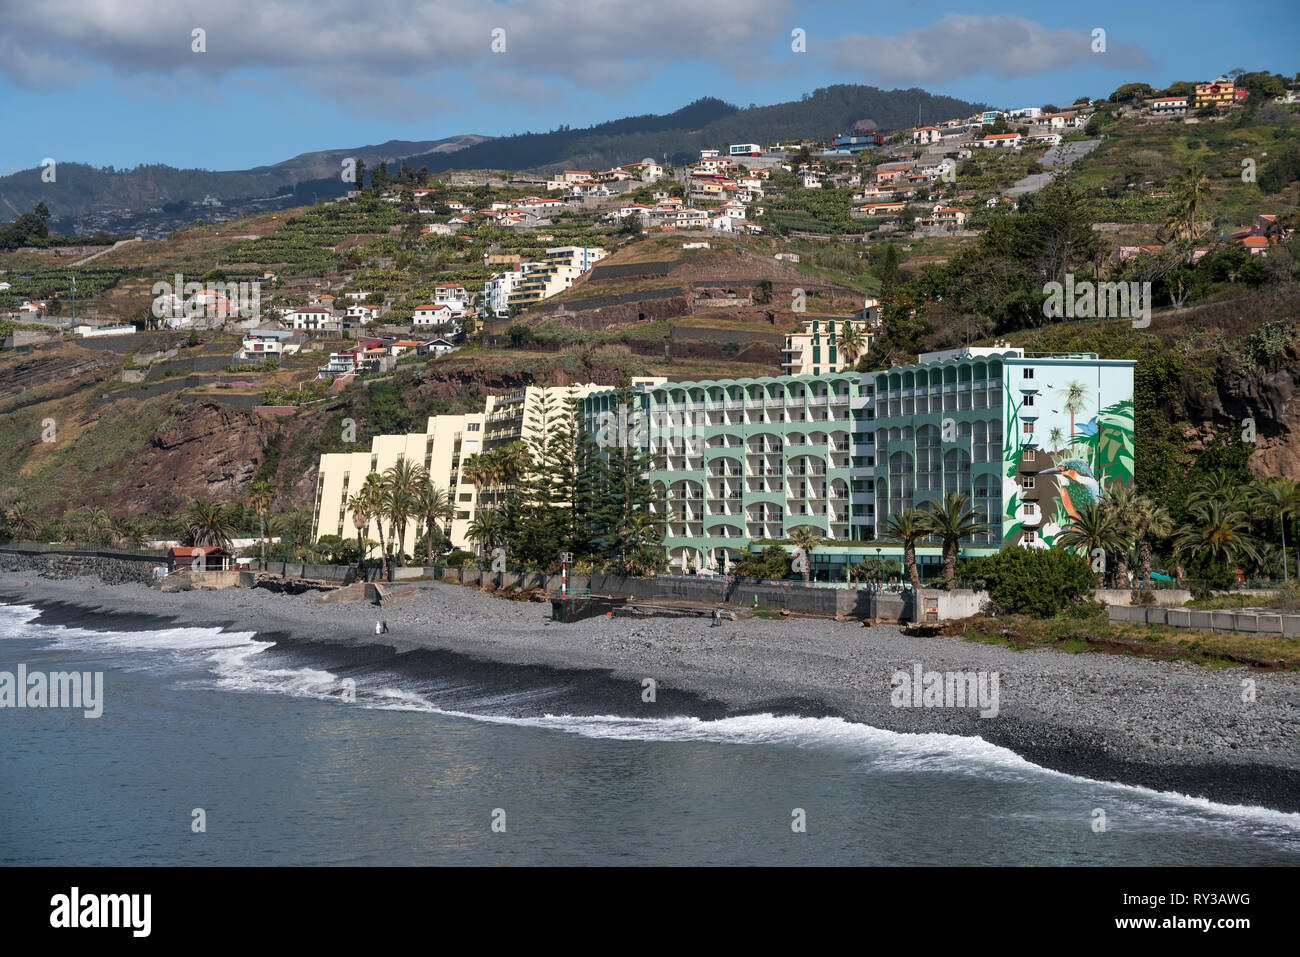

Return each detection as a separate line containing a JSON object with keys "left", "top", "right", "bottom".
{"left": 943, "top": 448, "right": 972, "bottom": 496}
{"left": 916, "top": 424, "right": 941, "bottom": 492}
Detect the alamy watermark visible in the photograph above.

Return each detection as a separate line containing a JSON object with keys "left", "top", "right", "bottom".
{"left": 1043, "top": 274, "right": 1150, "bottom": 328}
{"left": 890, "top": 663, "right": 1000, "bottom": 718}
{"left": 1, "top": 665, "right": 103, "bottom": 717}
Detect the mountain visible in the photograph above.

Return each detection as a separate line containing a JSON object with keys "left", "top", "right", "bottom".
{"left": 0, "top": 84, "right": 988, "bottom": 232}
{"left": 0, "top": 134, "right": 491, "bottom": 226}
{"left": 410, "top": 85, "right": 989, "bottom": 172}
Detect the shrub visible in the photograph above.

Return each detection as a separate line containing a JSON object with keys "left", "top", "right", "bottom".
{"left": 1131, "top": 588, "right": 1157, "bottom": 606}
{"left": 445, "top": 549, "right": 476, "bottom": 568}
{"left": 977, "top": 547, "right": 1097, "bottom": 618}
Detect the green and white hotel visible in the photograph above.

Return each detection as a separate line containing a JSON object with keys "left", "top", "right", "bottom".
{"left": 582, "top": 345, "right": 1135, "bottom": 579}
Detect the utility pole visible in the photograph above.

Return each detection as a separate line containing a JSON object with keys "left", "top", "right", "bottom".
{"left": 71, "top": 275, "right": 76, "bottom": 326}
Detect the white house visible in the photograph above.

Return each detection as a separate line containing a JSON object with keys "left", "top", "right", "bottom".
{"left": 411, "top": 303, "right": 457, "bottom": 327}
{"left": 287, "top": 307, "right": 336, "bottom": 331}
{"left": 345, "top": 303, "right": 380, "bottom": 323}
{"left": 910, "top": 126, "right": 941, "bottom": 145}
{"left": 979, "top": 132, "right": 1023, "bottom": 149}
{"left": 240, "top": 328, "right": 301, "bottom": 359}
{"left": 1149, "top": 96, "right": 1189, "bottom": 115}
{"left": 433, "top": 284, "right": 470, "bottom": 316}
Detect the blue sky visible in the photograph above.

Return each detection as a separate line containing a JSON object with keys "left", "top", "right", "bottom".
{"left": 2, "top": 0, "right": 1296, "bottom": 174}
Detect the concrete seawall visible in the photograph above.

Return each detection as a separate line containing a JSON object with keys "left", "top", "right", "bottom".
{"left": 0, "top": 547, "right": 166, "bottom": 585}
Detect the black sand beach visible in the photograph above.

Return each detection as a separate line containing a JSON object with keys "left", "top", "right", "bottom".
{"left": 4, "top": 571, "right": 1299, "bottom": 811}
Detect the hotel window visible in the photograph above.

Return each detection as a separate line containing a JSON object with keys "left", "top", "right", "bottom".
{"left": 1022, "top": 422, "right": 1034, "bottom": 436}
{"left": 468, "top": 423, "right": 480, "bottom": 432}
{"left": 1024, "top": 502, "right": 1037, "bottom": 516}
{"left": 1021, "top": 475, "right": 1035, "bottom": 489}
{"left": 1023, "top": 394, "right": 1034, "bottom": 407}
{"left": 1024, "top": 449, "right": 1036, "bottom": 462}
{"left": 1024, "top": 529, "right": 1037, "bottom": 543}
{"left": 1023, "top": 368, "right": 1034, "bottom": 379}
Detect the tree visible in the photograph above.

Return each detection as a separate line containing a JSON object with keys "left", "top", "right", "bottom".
{"left": 976, "top": 547, "right": 1096, "bottom": 617}
{"left": 883, "top": 509, "right": 927, "bottom": 591}
{"left": 1251, "top": 478, "right": 1299, "bottom": 580}
{"left": 4, "top": 503, "right": 38, "bottom": 541}
{"left": 1129, "top": 494, "right": 1174, "bottom": 589}
{"left": 112, "top": 516, "right": 148, "bottom": 550}
{"left": 184, "top": 500, "right": 235, "bottom": 549}
{"left": 788, "top": 526, "right": 825, "bottom": 583}
{"left": 1172, "top": 165, "right": 1211, "bottom": 241}
{"left": 359, "top": 473, "right": 390, "bottom": 580}
{"left": 247, "top": 480, "right": 275, "bottom": 571}
{"left": 837, "top": 322, "right": 866, "bottom": 367}
{"left": 1109, "top": 82, "right": 1156, "bottom": 104}
{"left": 918, "top": 493, "right": 985, "bottom": 588}
{"left": 382, "top": 456, "right": 426, "bottom": 570}
{"left": 1172, "top": 500, "right": 1262, "bottom": 579}
{"left": 346, "top": 490, "right": 372, "bottom": 580}
{"left": 414, "top": 478, "right": 454, "bottom": 566}
{"left": 1056, "top": 501, "right": 1127, "bottom": 585}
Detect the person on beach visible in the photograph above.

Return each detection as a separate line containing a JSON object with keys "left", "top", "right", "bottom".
{"left": 381, "top": 619, "right": 390, "bottom": 634}
{"left": 711, "top": 609, "right": 720, "bottom": 628}
{"left": 374, "top": 620, "right": 382, "bottom": 635}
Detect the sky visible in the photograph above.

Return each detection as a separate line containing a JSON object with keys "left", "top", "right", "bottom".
{"left": 1, "top": 0, "right": 1297, "bottom": 174}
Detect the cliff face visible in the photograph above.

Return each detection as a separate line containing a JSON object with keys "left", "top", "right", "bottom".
{"left": 1180, "top": 344, "right": 1300, "bottom": 481}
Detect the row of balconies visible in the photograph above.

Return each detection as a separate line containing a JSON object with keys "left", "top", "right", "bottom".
{"left": 655, "top": 394, "right": 852, "bottom": 412}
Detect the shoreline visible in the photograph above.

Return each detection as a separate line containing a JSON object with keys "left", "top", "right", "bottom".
{"left": 3, "top": 571, "right": 1300, "bottom": 813}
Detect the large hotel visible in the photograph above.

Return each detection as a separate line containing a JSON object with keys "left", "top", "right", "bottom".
{"left": 312, "top": 347, "right": 1134, "bottom": 578}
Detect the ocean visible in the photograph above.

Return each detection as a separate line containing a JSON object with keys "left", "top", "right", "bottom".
{"left": 2, "top": 600, "right": 1298, "bottom": 866}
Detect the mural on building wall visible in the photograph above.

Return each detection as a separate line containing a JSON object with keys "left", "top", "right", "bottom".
{"left": 1001, "top": 370, "right": 1135, "bottom": 549}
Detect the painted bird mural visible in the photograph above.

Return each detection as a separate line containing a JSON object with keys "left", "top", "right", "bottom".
{"left": 1039, "top": 458, "right": 1102, "bottom": 523}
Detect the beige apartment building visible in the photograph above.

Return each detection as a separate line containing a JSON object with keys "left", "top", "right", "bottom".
{"left": 780, "top": 303, "right": 881, "bottom": 376}
{"left": 311, "top": 381, "right": 664, "bottom": 558}
{"left": 310, "top": 412, "right": 486, "bottom": 555}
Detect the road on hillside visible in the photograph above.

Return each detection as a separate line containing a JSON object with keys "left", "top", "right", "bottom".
{"left": 1005, "top": 139, "right": 1101, "bottom": 197}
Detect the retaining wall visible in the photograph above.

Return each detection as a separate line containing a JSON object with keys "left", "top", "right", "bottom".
{"left": 0, "top": 547, "right": 166, "bottom": 585}
{"left": 1108, "top": 603, "right": 1300, "bottom": 636}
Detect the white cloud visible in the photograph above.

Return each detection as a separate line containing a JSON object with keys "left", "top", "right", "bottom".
{"left": 1, "top": 0, "right": 795, "bottom": 101}
{"left": 828, "top": 14, "right": 1153, "bottom": 83}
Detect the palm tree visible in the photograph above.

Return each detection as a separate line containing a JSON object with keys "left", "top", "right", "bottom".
{"left": 359, "top": 473, "right": 390, "bottom": 580}
{"left": 883, "top": 509, "right": 927, "bottom": 591}
{"left": 78, "top": 506, "right": 114, "bottom": 547}
{"left": 1172, "top": 499, "right": 1262, "bottom": 575}
{"left": 1130, "top": 494, "right": 1173, "bottom": 589}
{"left": 836, "top": 322, "right": 866, "bottom": 368}
{"left": 346, "top": 491, "right": 372, "bottom": 579}
{"left": 1047, "top": 426, "right": 1066, "bottom": 455}
{"left": 1056, "top": 501, "right": 1128, "bottom": 584}
{"left": 414, "top": 479, "right": 453, "bottom": 566}
{"left": 918, "top": 493, "right": 985, "bottom": 589}
{"left": 467, "top": 511, "right": 505, "bottom": 559}
{"left": 787, "top": 525, "right": 826, "bottom": 584}
{"left": 184, "top": 500, "right": 235, "bottom": 549}
{"left": 247, "top": 480, "right": 275, "bottom": 571}
{"left": 111, "top": 516, "right": 148, "bottom": 550}
{"left": 1251, "top": 477, "right": 1299, "bottom": 581}
{"left": 1101, "top": 483, "right": 1143, "bottom": 584}
{"left": 1173, "top": 165, "right": 1211, "bottom": 241}
{"left": 1189, "top": 470, "right": 1249, "bottom": 511}
{"left": 1055, "top": 381, "right": 1089, "bottom": 444}
{"left": 493, "top": 441, "right": 531, "bottom": 510}
{"left": 382, "top": 456, "right": 427, "bottom": 569}
{"left": 5, "top": 503, "right": 38, "bottom": 541}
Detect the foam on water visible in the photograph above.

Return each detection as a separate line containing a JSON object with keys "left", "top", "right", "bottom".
{"left": 7, "top": 601, "right": 1300, "bottom": 835}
